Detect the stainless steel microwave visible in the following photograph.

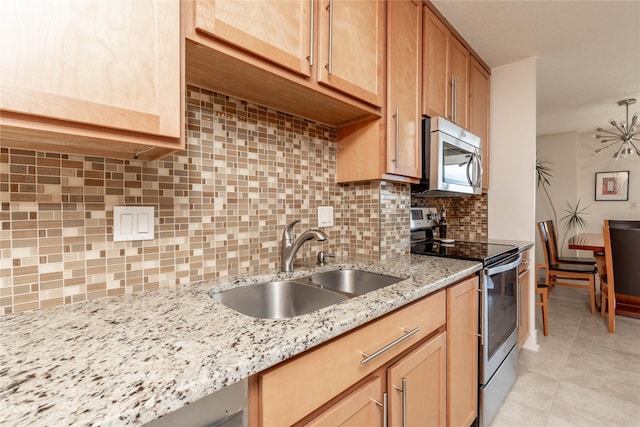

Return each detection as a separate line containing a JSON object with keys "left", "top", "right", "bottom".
{"left": 412, "top": 116, "right": 482, "bottom": 196}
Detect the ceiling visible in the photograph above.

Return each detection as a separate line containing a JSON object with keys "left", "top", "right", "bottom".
{"left": 431, "top": 0, "right": 640, "bottom": 136}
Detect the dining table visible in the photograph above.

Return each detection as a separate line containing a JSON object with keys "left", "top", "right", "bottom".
{"left": 569, "top": 232, "right": 640, "bottom": 318}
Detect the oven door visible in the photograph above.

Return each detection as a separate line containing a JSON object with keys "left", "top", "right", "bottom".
{"left": 480, "top": 253, "right": 522, "bottom": 384}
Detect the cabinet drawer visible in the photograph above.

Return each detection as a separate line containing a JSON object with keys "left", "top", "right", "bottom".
{"left": 259, "top": 290, "right": 446, "bottom": 427}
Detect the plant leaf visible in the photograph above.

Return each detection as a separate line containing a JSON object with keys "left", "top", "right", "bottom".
{"left": 560, "top": 199, "right": 591, "bottom": 230}
{"left": 535, "top": 157, "right": 553, "bottom": 188}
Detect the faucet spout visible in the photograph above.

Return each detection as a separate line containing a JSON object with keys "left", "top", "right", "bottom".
{"left": 281, "top": 221, "right": 328, "bottom": 272}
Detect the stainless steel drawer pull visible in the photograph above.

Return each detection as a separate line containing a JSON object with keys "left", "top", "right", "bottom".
{"left": 360, "top": 327, "right": 420, "bottom": 365}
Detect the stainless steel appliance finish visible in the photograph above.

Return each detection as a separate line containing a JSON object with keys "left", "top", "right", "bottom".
{"left": 412, "top": 116, "right": 482, "bottom": 196}
{"left": 479, "top": 253, "right": 522, "bottom": 427}
{"left": 410, "top": 230, "right": 520, "bottom": 426}
{"left": 479, "top": 344, "right": 519, "bottom": 427}
{"left": 409, "top": 207, "right": 438, "bottom": 230}
{"left": 145, "top": 378, "right": 247, "bottom": 427}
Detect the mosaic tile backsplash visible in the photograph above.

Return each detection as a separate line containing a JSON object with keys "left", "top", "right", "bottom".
{"left": 0, "top": 86, "right": 415, "bottom": 314}
{"left": 411, "top": 195, "right": 489, "bottom": 241}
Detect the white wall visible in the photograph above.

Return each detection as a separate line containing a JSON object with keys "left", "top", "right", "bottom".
{"left": 577, "top": 131, "right": 640, "bottom": 229}
{"left": 488, "top": 57, "right": 538, "bottom": 350}
{"left": 535, "top": 131, "right": 640, "bottom": 260}
{"left": 535, "top": 132, "right": 579, "bottom": 263}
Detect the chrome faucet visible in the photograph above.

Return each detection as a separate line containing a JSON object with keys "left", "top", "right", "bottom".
{"left": 281, "top": 220, "right": 328, "bottom": 272}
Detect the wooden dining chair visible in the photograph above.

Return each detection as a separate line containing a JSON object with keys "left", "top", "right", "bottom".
{"left": 601, "top": 220, "right": 640, "bottom": 333}
{"left": 537, "top": 221, "right": 597, "bottom": 314}
{"left": 545, "top": 219, "right": 597, "bottom": 265}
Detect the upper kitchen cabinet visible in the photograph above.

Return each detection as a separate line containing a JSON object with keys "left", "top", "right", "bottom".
{"left": 469, "top": 56, "right": 491, "bottom": 191}
{"left": 192, "top": 0, "right": 312, "bottom": 77}
{"left": 184, "top": 0, "right": 383, "bottom": 127}
{"left": 386, "top": 0, "right": 422, "bottom": 179}
{"left": 337, "top": 0, "right": 420, "bottom": 183}
{"left": 317, "top": 0, "right": 384, "bottom": 106}
{"left": 422, "top": 6, "right": 469, "bottom": 129}
{"left": 0, "top": 0, "right": 183, "bottom": 161}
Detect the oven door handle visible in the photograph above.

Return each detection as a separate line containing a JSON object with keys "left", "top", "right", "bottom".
{"left": 484, "top": 253, "right": 522, "bottom": 276}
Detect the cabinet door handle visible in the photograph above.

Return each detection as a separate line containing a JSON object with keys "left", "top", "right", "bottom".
{"left": 360, "top": 327, "right": 420, "bottom": 365}
{"left": 392, "top": 105, "right": 399, "bottom": 165}
{"left": 326, "top": 0, "right": 333, "bottom": 74}
{"left": 372, "top": 392, "right": 388, "bottom": 427}
{"left": 402, "top": 377, "right": 407, "bottom": 427}
{"left": 451, "top": 75, "right": 457, "bottom": 123}
{"left": 309, "top": 0, "right": 315, "bottom": 66}
{"left": 394, "top": 378, "right": 407, "bottom": 427}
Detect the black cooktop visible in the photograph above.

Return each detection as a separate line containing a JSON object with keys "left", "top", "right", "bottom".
{"left": 411, "top": 239, "right": 518, "bottom": 266}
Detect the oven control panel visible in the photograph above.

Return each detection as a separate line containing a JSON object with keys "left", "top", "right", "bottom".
{"left": 410, "top": 207, "right": 438, "bottom": 230}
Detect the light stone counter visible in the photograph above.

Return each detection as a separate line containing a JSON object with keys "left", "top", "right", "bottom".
{"left": 0, "top": 255, "right": 481, "bottom": 426}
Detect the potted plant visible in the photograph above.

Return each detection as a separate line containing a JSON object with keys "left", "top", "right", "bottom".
{"left": 536, "top": 156, "right": 590, "bottom": 255}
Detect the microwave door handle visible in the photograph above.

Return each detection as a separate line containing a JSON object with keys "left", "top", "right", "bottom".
{"left": 465, "top": 156, "right": 474, "bottom": 185}
{"left": 484, "top": 253, "right": 522, "bottom": 276}
{"left": 473, "top": 151, "right": 482, "bottom": 187}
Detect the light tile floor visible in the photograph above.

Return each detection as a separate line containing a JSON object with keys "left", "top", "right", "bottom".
{"left": 490, "top": 285, "right": 640, "bottom": 427}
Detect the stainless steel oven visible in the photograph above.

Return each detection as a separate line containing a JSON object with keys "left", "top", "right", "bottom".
{"left": 410, "top": 233, "right": 521, "bottom": 426}
{"left": 479, "top": 252, "right": 522, "bottom": 427}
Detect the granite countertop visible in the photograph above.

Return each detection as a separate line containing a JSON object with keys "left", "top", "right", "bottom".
{"left": 0, "top": 255, "right": 481, "bottom": 426}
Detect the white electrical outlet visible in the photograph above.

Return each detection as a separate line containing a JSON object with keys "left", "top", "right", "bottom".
{"left": 113, "top": 206, "right": 155, "bottom": 241}
{"left": 318, "top": 206, "right": 334, "bottom": 227}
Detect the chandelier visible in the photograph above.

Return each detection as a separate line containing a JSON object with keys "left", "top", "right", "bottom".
{"left": 593, "top": 98, "right": 639, "bottom": 160}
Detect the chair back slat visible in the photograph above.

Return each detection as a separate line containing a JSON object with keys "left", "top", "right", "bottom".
{"left": 545, "top": 219, "right": 561, "bottom": 264}
{"left": 607, "top": 220, "right": 640, "bottom": 297}
{"left": 537, "top": 221, "right": 553, "bottom": 266}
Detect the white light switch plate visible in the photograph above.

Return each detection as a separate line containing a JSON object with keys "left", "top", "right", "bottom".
{"left": 113, "top": 206, "right": 155, "bottom": 241}
{"left": 318, "top": 206, "right": 334, "bottom": 227}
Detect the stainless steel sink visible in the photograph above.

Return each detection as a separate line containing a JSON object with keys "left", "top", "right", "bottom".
{"left": 211, "top": 280, "right": 350, "bottom": 319}
{"left": 305, "top": 269, "right": 403, "bottom": 296}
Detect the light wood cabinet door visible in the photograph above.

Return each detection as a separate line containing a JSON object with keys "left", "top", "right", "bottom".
{"left": 422, "top": 6, "right": 449, "bottom": 119}
{"left": 0, "top": 0, "right": 182, "bottom": 160}
{"left": 469, "top": 57, "right": 490, "bottom": 192}
{"left": 422, "top": 6, "right": 470, "bottom": 128}
{"left": 518, "top": 250, "right": 531, "bottom": 349}
{"left": 305, "top": 375, "right": 384, "bottom": 427}
{"left": 388, "top": 332, "right": 447, "bottom": 427}
{"left": 259, "top": 291, "right": 446, "bottom": 427}
{"left": 448, "top": 37, "right": 469, "bottom": 128}
{"left": 387, "top": 0, "right": 421, "bottom": 178}
{"left": 447, "top": 276, "right": 479, "bottom": 427}
{"left": 194, "top": 0, "right": 312, "bottom": 76}
{"left": 317, "top": 0, "right": 383, "bottom": 106}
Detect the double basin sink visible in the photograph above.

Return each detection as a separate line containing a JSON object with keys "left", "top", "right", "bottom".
{"left": 211, "top": 269, "right": 403, "bottom": 319}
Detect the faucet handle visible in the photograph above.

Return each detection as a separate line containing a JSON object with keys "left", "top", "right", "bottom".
{"left": 283, "top": 219, "right": 301, "bottom": 243}
{"left": 317, "top": 251, "right": 336, "bottom": 265}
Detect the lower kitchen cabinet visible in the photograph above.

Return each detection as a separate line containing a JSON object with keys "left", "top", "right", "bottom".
{"left": 447, "top": 276, "right": 479, "bottom": 427}
{"left": 388, "top": 332, "right": 447, "bottom": 427}
{"left": 304, "top": 375, "right": 385, "bottom": 427}
{"left": 251, "top": 275, "right": 480, "bottom": 427}
{"left": 518, "top": 249, "right": 531, "bottom": 349}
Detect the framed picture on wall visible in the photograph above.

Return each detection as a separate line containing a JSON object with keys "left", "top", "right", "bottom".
{"left": 595, "top": 171, "right": 629, "bottom": 201}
